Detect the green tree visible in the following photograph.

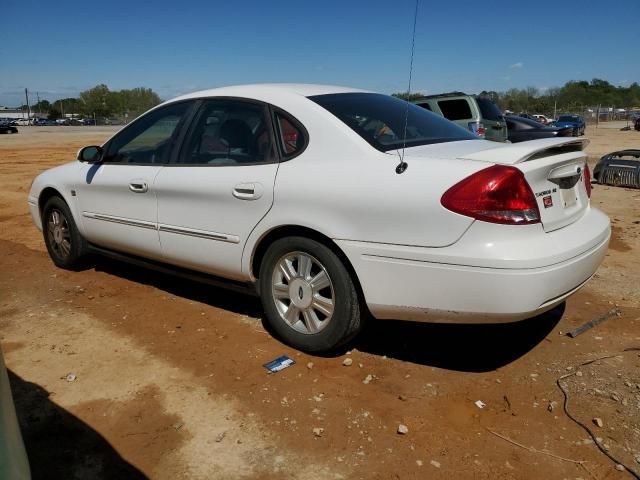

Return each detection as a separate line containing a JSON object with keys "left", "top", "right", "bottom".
{"left": 392, "top": 91, "right": 426, "bottom": 101}
{"left": 79, "top": 84, "right": 112, "bottom": 117}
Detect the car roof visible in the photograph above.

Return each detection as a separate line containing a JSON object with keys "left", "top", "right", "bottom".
{"left": 168, "top": 83, "right": 370, "bottom": 103}
{"left": 416, "top": 91, "right": 469, "bottom": 100}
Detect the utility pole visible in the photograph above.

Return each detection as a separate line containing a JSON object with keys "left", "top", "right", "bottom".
{"left": 553, "top": 100, "right": 557, "bottom": 120}
{"left": 24, "top": 88, "right": 31, "bottom": 123}
{"left": 36, "top": 92, "right": 40, "bottom": 116}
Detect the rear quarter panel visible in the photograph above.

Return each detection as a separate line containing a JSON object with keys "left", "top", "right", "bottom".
{"left": 243, "top": 134, "right": 489, "bottom": 277}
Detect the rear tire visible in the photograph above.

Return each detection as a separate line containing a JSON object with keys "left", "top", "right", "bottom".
{"left": 258, "top": 236, "right": 363, "bottom": 353}
{"left": 42, "top": 196, "right": 89, "bottom": 270}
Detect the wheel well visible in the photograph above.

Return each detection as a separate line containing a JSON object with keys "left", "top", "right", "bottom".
{"left": 38, "top": 187, "right": 64, "bottom": 216}
{"left": 251, "top": 225, "right": 366, "bottom": 303}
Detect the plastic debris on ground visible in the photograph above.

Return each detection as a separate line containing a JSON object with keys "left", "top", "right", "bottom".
{"left": 263, "top": 355, "right": 296, "bottom": 373}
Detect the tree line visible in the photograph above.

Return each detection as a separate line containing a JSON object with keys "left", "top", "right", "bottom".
{"left": 26, "top": 84, "right": 162, "bottom": 120}
{"left": 393, "top": 78, "right": 640, "bottom": 114}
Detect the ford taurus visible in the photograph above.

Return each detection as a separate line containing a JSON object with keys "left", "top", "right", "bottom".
{"left": 28, "top": 84, "right": 610, "bottom": 352}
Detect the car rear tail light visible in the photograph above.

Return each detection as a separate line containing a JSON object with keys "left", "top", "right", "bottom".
{"left": 468, "top": 122, "right": 486, "bottom": 137}
{"left": 441, "top": 165, "right": 541, "bottom": 225}
{"left": 584, "top": 163, "right": 592, "bottom": 198}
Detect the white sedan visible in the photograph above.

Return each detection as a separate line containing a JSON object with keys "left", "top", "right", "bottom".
{"left": 28, "top": 84, "right": 610, "bottom": 352}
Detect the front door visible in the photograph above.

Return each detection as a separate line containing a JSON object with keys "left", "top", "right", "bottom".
{"left": 76, "top": 101, "right": 192, "bottom": 259}
{"left": 154, "top": 99, "right": 280, "bottom": 280}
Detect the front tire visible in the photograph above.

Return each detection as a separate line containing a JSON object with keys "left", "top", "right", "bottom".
{"left": 258, "top": 236, "right": 363, "bottom": 352}
{"left": 42, "top": 196, "right": 89, "bottom": 270}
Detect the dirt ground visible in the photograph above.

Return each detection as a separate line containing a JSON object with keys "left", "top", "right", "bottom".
{"left": 1, "top": 124, "right": 639, "bottom": 480}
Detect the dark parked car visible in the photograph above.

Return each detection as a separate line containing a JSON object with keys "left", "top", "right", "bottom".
{"left": 635, "top": 117, "right": 640, "bottom": 131}
{"left": 554, "top": 115, "right": 586, "bottom": 136}
{"left": 517, "top": 113, "right": 537, "bottom": 121}
{"left": 0, "top": 121, "right": 18, "bottom": 134}
{"left": 505, "top": 115, "right": 573, "bottom": 143}
{"left": 593, "top": 149, "right": 640, "bottom": 188}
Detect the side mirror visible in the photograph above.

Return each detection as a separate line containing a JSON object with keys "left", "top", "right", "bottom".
{"left": 77, "top": 145, "right": 103, "bottom": 163}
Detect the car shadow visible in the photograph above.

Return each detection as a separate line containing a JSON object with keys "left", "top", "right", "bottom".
{"left": 92, "top": 256, "right": 264, "bottom": 318}
{"left": 8, "top": 370, "right": 147, "bottom": 480}
{"left": 353, "top": 303, "right": 565, "bottom": 372}
{"left": 91, "top": 256, "right": 563, "bottom": 372}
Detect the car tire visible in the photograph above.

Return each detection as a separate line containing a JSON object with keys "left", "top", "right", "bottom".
{"left": 42, "top": 196, "right": 90, "bottom": 270}
{"left": 258, "top": 236, "right": 363, "bottom": 352}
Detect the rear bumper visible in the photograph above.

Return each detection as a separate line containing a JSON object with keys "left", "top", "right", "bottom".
{"left": 337, "top": 207, "right": 610, "bottom": 323}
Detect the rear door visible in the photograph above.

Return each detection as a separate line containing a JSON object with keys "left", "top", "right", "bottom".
{"left": 154, "top": 99, "right": 281, "bottom": 280}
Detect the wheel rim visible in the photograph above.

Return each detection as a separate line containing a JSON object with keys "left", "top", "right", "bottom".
{"left": 46, "top": 208, "right": 72, "bottom": 259}
{"left": 271, "top": 251, "right": 335, "bottom": 334}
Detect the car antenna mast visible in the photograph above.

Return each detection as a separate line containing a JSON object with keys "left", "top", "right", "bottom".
{"left": 396, "top": 0, "right": 419, "bottom": 175}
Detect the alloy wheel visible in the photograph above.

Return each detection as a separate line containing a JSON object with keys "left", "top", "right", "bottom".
{"left": 271, "top": 251, "right": 335, "bottom": 334}
{"left": 46, "top": 208, "right": 72, "bottom": 259}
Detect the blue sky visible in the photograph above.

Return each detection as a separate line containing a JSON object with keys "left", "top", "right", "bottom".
{"left": 2, "top": 0, "right": 638, "bottom": 106}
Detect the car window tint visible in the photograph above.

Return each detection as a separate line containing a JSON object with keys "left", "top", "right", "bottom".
{"left": 437, "top": 99, "right": 473, "bottom": 120}
{"left": 416, "top": 102, "right": 432, "bottom": 111}
{"left": 181, "top": 100, "right": 273, "bottom": 165}
{"left": 104, "top": 102, "right": 190, "bottom": 164}
{"left": 309, "top": 93, "right": 476, "bottom": 152}
{"left": 275, "top": 113, "right": 304, "bottom": 156}
{"left": 476, "top": 97, "right": 503, "bottom": 121}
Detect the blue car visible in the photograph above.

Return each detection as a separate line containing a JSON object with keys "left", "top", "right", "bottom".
{"left": 553, "top": 114, "right": 585, "bottom": 136}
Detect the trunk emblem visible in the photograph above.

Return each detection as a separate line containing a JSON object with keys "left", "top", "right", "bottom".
{"left": 543, "top": 195, "right": 553, "bottom": 208}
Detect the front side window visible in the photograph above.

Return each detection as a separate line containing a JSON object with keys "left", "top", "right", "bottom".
{"left": 180, "top": 100, "right": 273, "bottom": 165}
{"left": 104, "top": 102, "right": 190, "bottom": 164}
{"left": 437, "top": 99, "right": 473, "bottom": 121}
{"left": 309, "top": 93, "right": 476, "bottom": 152}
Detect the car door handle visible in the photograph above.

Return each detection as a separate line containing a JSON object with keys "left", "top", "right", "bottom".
{"left": 233, "top": 182, "right": 263, "bottom": 200}
{"left": 129, "top": 181, "right": 148, "bottom": 193}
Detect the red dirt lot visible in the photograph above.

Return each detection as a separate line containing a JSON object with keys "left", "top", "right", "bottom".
{"left": 1, "top": 125, "right": 639, "bottom": 479}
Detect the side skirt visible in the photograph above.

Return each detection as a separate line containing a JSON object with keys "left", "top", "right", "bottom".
{"left": 88, "top": 244, "right": 258, "bottom": 297}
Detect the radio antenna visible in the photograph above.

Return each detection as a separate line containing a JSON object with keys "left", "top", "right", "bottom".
{"left": 396, "top": 0, "right": 419, "bottom": 174}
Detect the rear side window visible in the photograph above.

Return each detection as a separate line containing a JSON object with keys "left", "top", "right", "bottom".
{"left": 275, "top": 113, "right": 305, "bottom": 157}
{"left": 437, "top": 99, "right": 472, "bottom": 120}
{"left": 417, "top": 102, "right": 432, "bottom": 111}
{"left": 476, "top": 97, "right": 503, "bottom": 121}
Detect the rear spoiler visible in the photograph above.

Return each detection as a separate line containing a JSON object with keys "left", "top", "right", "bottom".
{"left": 459, "top": 138, "right": 589, "bottom": 165}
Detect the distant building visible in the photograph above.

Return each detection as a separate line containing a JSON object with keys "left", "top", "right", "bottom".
{"left": 0, "top": 107, "right": 46, "bottom": 120}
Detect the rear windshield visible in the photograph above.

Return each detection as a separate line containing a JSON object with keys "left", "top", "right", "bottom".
{"left": 437, "top": 99, "right": 472, "bottom": 120}
{"left": 309, "top": 93, "right": 476, "bottom": 152}
{"left": 476, "top": 97, "right": 503, "bottom": 121}
{"left": 558, "top": 115, "right": 578, "bottom": 122}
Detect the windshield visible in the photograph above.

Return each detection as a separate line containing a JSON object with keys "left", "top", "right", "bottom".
{"left": 558, "top": 115, "right": 578, "bottom": 122}
{"left": 476, "top": 97, "right": 504, "bottom": 121}
{"left": 507, "top": 116, "right": 545, "bottom": 129}
{"left": 308, "top": 93, "right": 477, "bottom": 152}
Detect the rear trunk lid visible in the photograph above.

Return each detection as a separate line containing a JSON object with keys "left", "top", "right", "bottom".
{"left": 459, "top": 138, "right": 590, "bottom": 232}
